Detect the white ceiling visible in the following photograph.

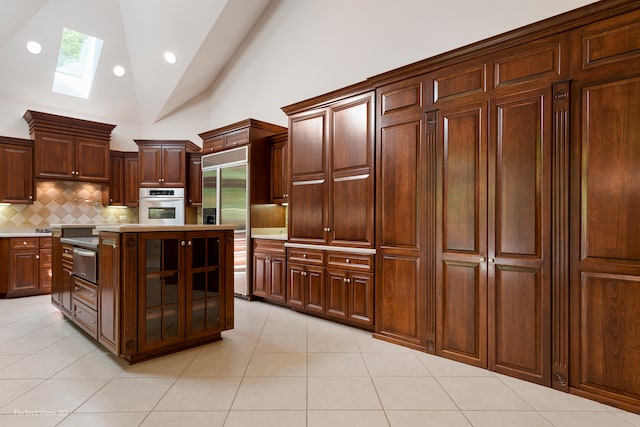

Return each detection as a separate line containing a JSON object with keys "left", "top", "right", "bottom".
{"left": 0, "top": 0, "right": 273, "bottom": 125}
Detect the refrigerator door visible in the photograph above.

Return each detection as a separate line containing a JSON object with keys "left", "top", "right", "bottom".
{"left": 220, "top": 163, "right": 249, "bottom": 296}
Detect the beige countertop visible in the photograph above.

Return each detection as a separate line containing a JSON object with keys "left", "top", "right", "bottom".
{"left": 251, "top": 227, "right": 288, "bottom": 240}
{"left": 96, "top": 224, "right": 236, "bottom": 233}
{"left": 0, "top": 232, "right": 52, "bottom": 237}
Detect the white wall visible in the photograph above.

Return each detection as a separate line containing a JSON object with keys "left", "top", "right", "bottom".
{"left": 201, "top": 0, "right": 598, "bottom": 130}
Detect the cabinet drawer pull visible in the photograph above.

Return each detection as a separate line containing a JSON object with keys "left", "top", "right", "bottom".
{"left": 22, "top": 241, "right": 27, "bottom": 246}
{"left": 74, "top": 286, "right": 79, "bottom": 291}
{"left": 345, "top": 258, "right": 350, "bottom": 263}
{"left": 302, "top": 254, "right": 307, "bottom": 259}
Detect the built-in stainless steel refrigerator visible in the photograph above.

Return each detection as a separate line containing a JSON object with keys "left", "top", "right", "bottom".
{"left": 202, "top": 147, "right": 249, "bottom": 297}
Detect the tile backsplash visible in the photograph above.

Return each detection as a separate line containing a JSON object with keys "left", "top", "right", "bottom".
{"left": 0, "top": 181, "right": 137, "bottom": 230}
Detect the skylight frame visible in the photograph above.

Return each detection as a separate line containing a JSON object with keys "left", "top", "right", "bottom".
{"left": 52, "top": 27, "right": 104, "bottom": 99}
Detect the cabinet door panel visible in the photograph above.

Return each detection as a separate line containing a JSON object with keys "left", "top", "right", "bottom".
{"left": 305, "top": 266, "right": 325, "bottom": 314}
{"left": 35, "top": 133, "right": 74, "bottom": 179}
{"left": 124, "top": 156, "right": 139, "bottom": 207}
{"left": 138, "top": 146, "right": 162, "bottom": 186}
{"left": 349, "top": 272, "right": 373, "bottom": 327}
{"left": 109, "top": 155, "right": 124, "bottom": 205}
{"left": 287, "top": 263, "right": 305, "bottom": 309}
{"left": 0, "top": 144, "right": 33, "bottom": 203}
{"left": 162, "top": 146, "right": 186, "bottom": 187}
{"left": 289, "top": 181, "right": 325, "bottom": 242}
{"left": 331, "top": 176, "right": 371, "bottom": 246}
{"left": 290, "top": 112, "right": 326, "bottom": 177}
{"left": 253, "top": 252, "right": 268, "bottom": 298}
{"left": 326, "top": 269, "right": 348, "bottom": 321}
{"left": 76, "top": 137, "right": 109, "bottom": 182}
{"left": 10, "top": 251, "right": 39, "bottom": 292}
{"left": 269, "top": 254, "right": 286, "bottom": 303}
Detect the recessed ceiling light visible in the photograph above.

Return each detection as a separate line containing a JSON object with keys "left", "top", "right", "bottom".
{"left": 164, "top": 51, "right": 176, "bottom": 64}
{"left": 26, "top": 41, "right": 42, "bottom": 55}
{"left": 113, "top": 65, "right": 126, "bottom": 77}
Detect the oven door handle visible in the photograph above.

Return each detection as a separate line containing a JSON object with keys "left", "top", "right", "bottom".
{"left": 73, "top": 248, "right": 97, "bottom": 257}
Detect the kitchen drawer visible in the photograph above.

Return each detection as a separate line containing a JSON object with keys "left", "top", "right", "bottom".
{"left": 326, "top": 252, "right": 374, "bottom": 271}
{"left": 9, "top": 237, "right": 39, "bottom": 250}
{"left": 287, "top": 248, "right": 324, "bottom": 265}
{"left": 223, "top": 129, "right": 250, "bottom": 149}
{"left": 73, "top": 277, "right": 97, "bottom": 310}
{"left": 254, "top": 239, "right": 285, "bottom": 254}
{"left": 73, "top": 298, "right": 97, "bottom": 338}
{"left": 61, "top": 244, "right": 73, "bottom": 261}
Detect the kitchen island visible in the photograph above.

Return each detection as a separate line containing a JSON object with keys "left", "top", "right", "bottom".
{"left": 53, "top": 224, "right": 235, "bottom": 363}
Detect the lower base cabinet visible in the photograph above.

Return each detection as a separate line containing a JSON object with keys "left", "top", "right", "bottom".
{"left": 286, "top": 246, "right": 374, "bottom": 330}
{"left": 0, "top": 236, "right": 52, "bottom": 298}
{"left": 252, "top": 239, "right": 286, "bottom": 305}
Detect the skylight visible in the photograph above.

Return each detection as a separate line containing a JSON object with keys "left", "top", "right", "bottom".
{"left": 52, "top": 27, "right": 103, "bottom": 99}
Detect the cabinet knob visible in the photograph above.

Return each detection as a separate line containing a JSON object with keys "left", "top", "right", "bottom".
{"left": 35, "top": 254, "right": 40, "bottom": 259}
{"left": 29, "top": 195, "right": 33, "bottom": 200}
{"left": 324, "top": 227, "right": 331, "bottom": 232}
{"left": 181, "top": 241, "right": 186, "bottom": 246}
{"left": 480, "top": 257, "right": 486, "bottom": 263}
{"left": 187, "top": 240, "right": 192, "bottom": 246}
{"left": 345, "top": 258, "right": 350, "bottom": 263}
{"left": 22, "top": 241, "right": 27, "bottom": 246}
{"left": 302, "top": 271, "right": 307, "bottom": 277}
{"left": 489, "top": 258, "right": 495, "bottom": 263}
{"left": 302, "top": 254, "right": 307, "bottom": 259}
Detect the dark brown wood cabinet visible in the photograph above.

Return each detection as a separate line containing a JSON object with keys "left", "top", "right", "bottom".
{"left": 187, "top": 152, "right": 202, "bottom": 206}
{"left": 98, "top": 232, "right": 120, "bottom": 355}
{"left": 23, "top": 110, "right": 115, "bottom": 182}
{"left": 0, "top": 236, "right": 52, "bottom": 298}
{"left": 105, "top": 151, "right": 138, "bottom": 207}
{"left": 0, "top": 137, "right": 34, "bottom": 204}
{"left": 284, "top": 87, "right": 375, "bottom": 249}
{"left": 252, "top": 239, "right": 286, "bottom": 304}
{"left": 135, "top": 140, "right": 200, "bottom": 188}
{"left": 269, "top": 132, "right": 288, "bottom": 205}
{"left": 326, "top": 251, "right": 374, "bottom": 329}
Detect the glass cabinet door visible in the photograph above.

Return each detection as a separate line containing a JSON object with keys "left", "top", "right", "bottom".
{"left": 186, "top": 231, "right": 223, "bottom": 339}
{"left": 138, "top": 232, "right": 185, "bottom": 351}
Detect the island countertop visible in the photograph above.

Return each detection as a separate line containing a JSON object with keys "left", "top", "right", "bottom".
{"left": 95, "top": 224, "right": 237, "bottom": 233}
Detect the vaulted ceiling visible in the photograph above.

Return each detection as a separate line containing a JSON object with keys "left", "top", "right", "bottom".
{"left": 0, "top": 0, "right": 272, "bottom": 124}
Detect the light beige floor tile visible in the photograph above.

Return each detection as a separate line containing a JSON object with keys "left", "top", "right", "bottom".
{"left": 0, "top": 379, "right": 42, "bottom": 408}
{"left": 308, "top": 409, "right": 389, "bottom": 427}
{"left": 307, "top": 318, "right": 356, "bottom": 335}
{"left": 0, "top": 355, "right": 26, "bottom": 371}
{"left": 182, "top": 351, "right": 252, "bottom": 377}
{"left": 229, "top": 320, "right": 264, "bottom": 335}
{"left": 225, "top": 410, "right": 306, "bottom": 427}
{"left": 142, "top": 411, "right": 226, "bottom": 427}
{"left": 373, "top": 377, "right": 457, "bottom": 410}
{"left": 255, "top": 334, "right": 308, "bottom": 353}
{"left": 362, "top": 352, "right": 431, "bottom": 376}
{"left": 154, "top": 376, "right": 241, "bottom": 411}
{"left": 76, "top": 377, "right": 175, "bottom": 412}
{"left": 266, "top": 306, "right": 308, "bottom": 323}
{"left": 261, "top": 321, "right": 308, "bottom": 336}
{"left": 498, "top": 374, "right": 617, "bottom": 411}
{"left": 308, "top": 377, "right": 381, "bottom": 410}
{"left": 616, "top": 410, "right": 640, "bottom": 426}
{"left": 464, "top": 410, "right": 553, "bottom": 427}
{"left": 385, "top": 410, "right": 472, "bottom": 427}
{"left": 416, "top": 353, "right": 495, "bottom": 377}
{"left": 1, "top": 378, "right": 108, "bottom": 415}
{"left": 308, "top": 352, "right": 368, "bottom": 377}
{"left": 438, "top": 377, "right": 532, "bottom": 410}
{"left": 0, "top": 323, "right": 50, "bottom": 339}
{"left": 355, "top": 334, "right": 410, "bottom": 353}
{"left": 245, "top": 353, "right": 307, "bottom": 376}
{"left": 307, "top": 334, "right": 359, "bottom": 353}
{"left": 57, "top": 411, "right": 148, "bottom": 427}
{"left": 0, "top": 413, "right": 67, "bottom": 426}
{"left": 117, "top": 350, "right": 197, "bottom": 378}
{"left": 540, "top": 410, "right": 638, "bottom": 426}
{"left": 0, "top": 334, "right": 63, "bottom": 355}
{"left": 232, "top": 376, "right": 306, "bottom": 410}
{"left": 24, "top": 321, "right": 77, "bottom": 338}
{"left": 0, "top": 352, "right": 82, "bottom": 379}
{"left": 53, "top": 352, "right": 126, "bottom": 379}
{"left": 201, "top": 332, "right": 258, "bottom": 353}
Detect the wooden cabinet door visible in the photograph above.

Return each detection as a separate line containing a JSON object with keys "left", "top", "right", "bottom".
{"left": 349, "top": 271, "right": 373, "bottom": 328}
{"left": 326, "top": 269, "right": 348, "bottom": 321}
{"left": 9, "top": 250, "right": 39, "bottom": 293}
{"left": 138, "top": 146, "right": 163, "bottom": 187}
{"left": 270, "top": 133, "right": 288, "bottom": 204}
{"left": 161, "top": 146, "right": 186, "bottom": 187}
{"left": 187, "top": 153, "right": 202, "bottom": 206}
{"left": 487, "top": 87, "right": 552, "bottom": 386}
{"left": 0, "top": 143, "right": 33, "bottom": 204}
{"left": 288, "top": 110, "right": 328, "bottom": 244}
{"left": 287, "top": 263, "right": 305, "bottom": 309}
{"left": 436, "top": 101, "right": 489, "bottom": 368}
{"left": 185, "top": 232, "right": 224, "bottom": 340}
{"left": 329, "top": 92, "right": 375, "bottom": 248}
{"left": 253, "top": 251, "right": 269, "bottom": 298}
{"left": 76, "top": 137, "right": 109, "bottom": 182}
{"left": 124, "top": 155, "right": 139, "bottom": 207}
{"left": 137, "top": 232, "right": 185, "bottom": 352}
{"left": 98, "top": 233, "right": 120, "bottom": 355}
{"left": 269, "top": 253, "right": 286, "bottom": 304}
{"left": 34, "top": 132, "right": 74, "bottom": 180}
{"left": 108, "top": 154, "right": 124, "bottom": 205}
{"left": 305, "top": 265, "right": 325, "bottom": 314}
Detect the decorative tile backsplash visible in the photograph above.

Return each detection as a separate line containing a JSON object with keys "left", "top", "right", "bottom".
{"left": 0, "top": 181, "right": 137, "bottom": 230}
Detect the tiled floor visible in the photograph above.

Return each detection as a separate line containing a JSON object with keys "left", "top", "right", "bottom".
{"left": 1, "top": 296, "right": 639, "bottom": 427}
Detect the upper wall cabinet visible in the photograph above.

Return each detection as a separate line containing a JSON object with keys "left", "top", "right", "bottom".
{"left": 283, "top": 83, "right": 375, "bottom": 249}
{"left": 0, "top": 136, "right": 34, "bottom": 204}
{"left": 23, "top": 110, "right": 116, "bottom": 183}
{"left": 134, "top": 140, "right": 200, "bottom": 188}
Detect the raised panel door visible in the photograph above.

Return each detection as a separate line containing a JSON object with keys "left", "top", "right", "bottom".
{"left": 270, "top": 133, "right": 288, "bottom": 204}
{"left": 76, "top": 137, "right": 109, "bottom": 182}
{"left": 326, "top": 269, "right": 348, "bottom": 321}
{"left": 187, "top": 154, "right": 202, "bottom": 206}
{"left": 269, "top": 253, "right": 286, "bottom": 304}
{"left": 436, "top": 102, "right": 488, "bottom": 367}
{"left": 124, "top": 155, "right": 139, "bottom": 207}
{"left": 287, "top": 263, "right": 305, "bottom": 309}
{"left": 305, "top": 265, "right": 325, "bottom": 314}
{"left": 9, "top": 250, "right": 39, "bottom": 293}
{"left": 0, "top": 143, "right": 33, "bottom": 204}
{"left": 162, "top": 146, "right": 186, "bottom": 187}
{"left": 252, "top": 251, "right": 268, "bottom": 298}
{"left": 35, "top": 132, "right": 74, "bottom": 180}
{"left": 349, "top": 271, "right": 373, "bottom": 328}
{"left": 289, "top": 111, "right": 328, "bottom": 244}
{"left": 488, "top": 88, "right": 552, "bottom": 385}
{"left": 138, "top": 146, "right": 163, "bottom": 187}
{"left": 329, "top": 92, "right": 375, "bottom": 248}
{"left": 108, "top": 154, "right": 124, "bottom": 205}
{"left": 98, "top": 233, "right": 120, "bottom": 355}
